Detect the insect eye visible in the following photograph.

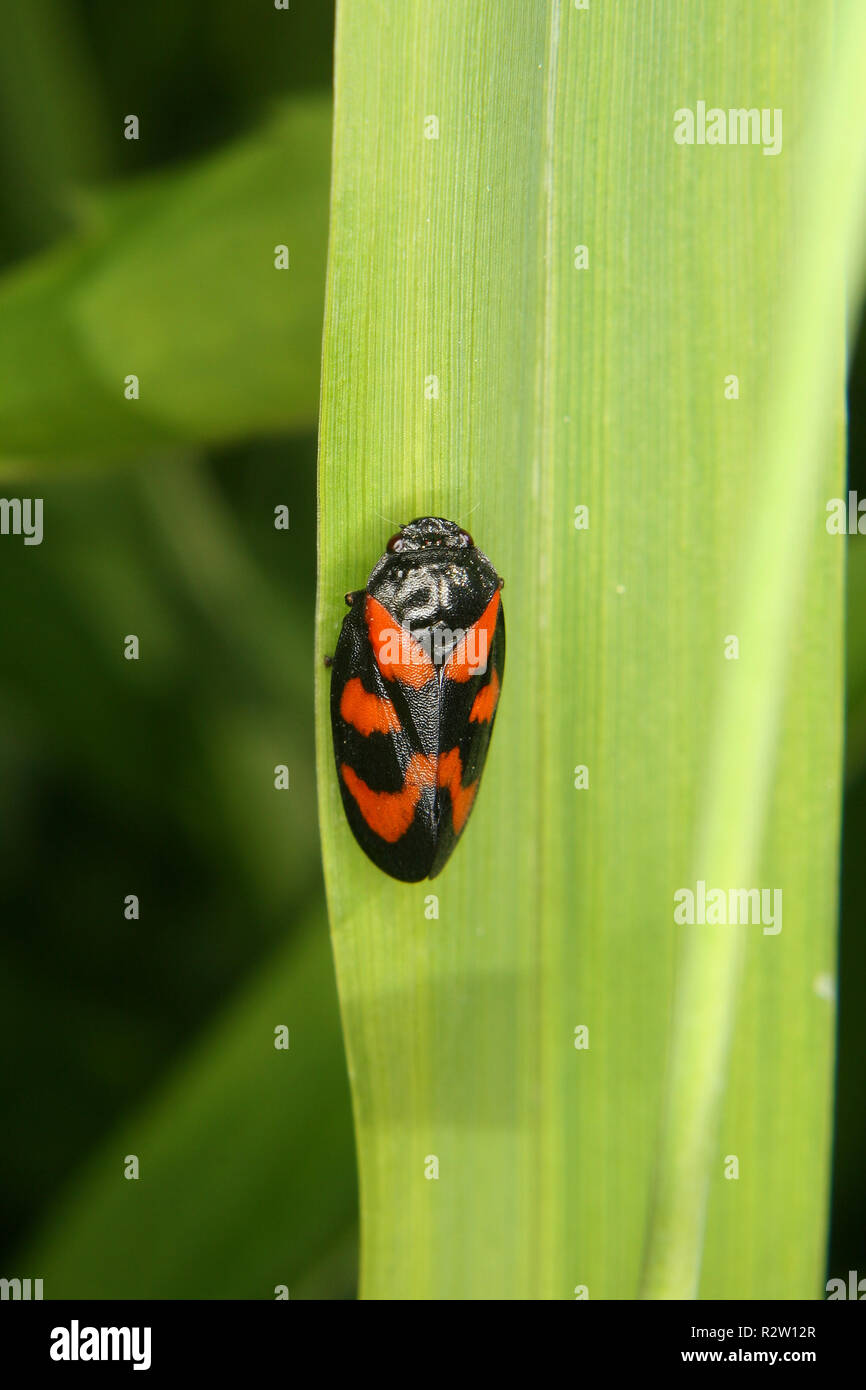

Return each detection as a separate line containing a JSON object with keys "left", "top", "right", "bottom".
{"left": 387, "top": 533, "right": 403, "bottom": 553}
{"left": 461, "top": 530, "right": 474, "bottom": 547}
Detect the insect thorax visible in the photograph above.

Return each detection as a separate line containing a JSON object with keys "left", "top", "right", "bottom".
{"left": 368, "top": 551, "right": 498, "bottom": 636}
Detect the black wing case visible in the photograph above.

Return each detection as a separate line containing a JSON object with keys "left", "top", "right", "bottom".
{"left": 429, "top": 595, "right": 505, "bottom": 879}
{"left": 330, "top": 593, "right": 439, "bottom": 882}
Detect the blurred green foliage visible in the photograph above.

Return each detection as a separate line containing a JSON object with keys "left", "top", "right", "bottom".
{"left": 0, "top": 0, "right": 862, "bottom": 1299}
{"left": 0, "top": 98, "right": 330, "bottom": 462}
{"left": 0, "top": 0, "right": 357, "bottom": 1299}
{"left": 22, "top": 904, "right": 357, "bottom": 1298}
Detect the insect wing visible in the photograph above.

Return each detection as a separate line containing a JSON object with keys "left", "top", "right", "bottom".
{"left": 330, "top": 594, "right": 439, "bottom": 882}
{"left": 429, "top": 592, "right": 506, "bottom": 878}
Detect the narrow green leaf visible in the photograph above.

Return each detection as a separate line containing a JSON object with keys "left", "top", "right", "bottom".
{"left": 316, "top": 0, "right": 858, "bottom": 1299}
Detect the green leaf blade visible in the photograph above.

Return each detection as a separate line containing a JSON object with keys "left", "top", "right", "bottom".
{"left": 316, "top": 0, "right": 857, "bottom": 1300}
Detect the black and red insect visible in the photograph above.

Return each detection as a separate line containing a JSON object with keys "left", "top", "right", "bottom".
{"left": 327, "top": 517, "right": 505, "bottom": 882}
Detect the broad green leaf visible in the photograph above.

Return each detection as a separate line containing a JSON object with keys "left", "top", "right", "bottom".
{"left": 315, "top": 0, "right": 862, "bottom": 1299}
{"left": 0, "top": 96, "right": 330, "bottom": 464}
{"left": 18, "top": 905, "right": 357, "bottom": 1299}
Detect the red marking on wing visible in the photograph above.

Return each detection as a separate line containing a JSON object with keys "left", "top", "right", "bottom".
{"left": 444, "top": 592, "right": 500, "bottom": 683}
{"left": 437, "top": 747, "right": 477, "bottom": 834}
{"left": 469, "top": 668, "right": 501, "bottom": 724}
{"left": 365, "top": 596, "right": 436, "bottom": 688}
{"left": 340, "top": 677, "right": 401, "bottom": 736}
{"left": 341, "top": 754, "right": 436, "bottom": 843}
